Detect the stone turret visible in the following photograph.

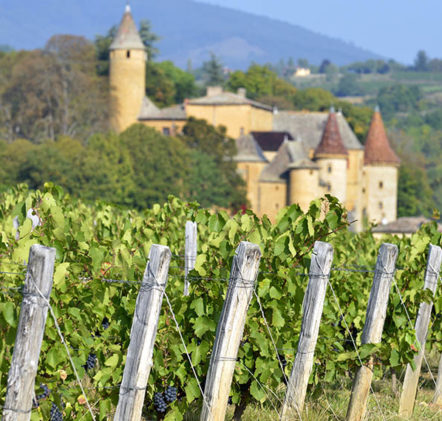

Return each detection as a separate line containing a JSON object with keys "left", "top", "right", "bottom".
{"left": 314, "top": 107, "right": 348, "bottom": 203}
{"left": 109, "top": 4, "right": 146, "bottom": 133}
{"left": 362, "top": 106, "right": 400, "bottom": 225}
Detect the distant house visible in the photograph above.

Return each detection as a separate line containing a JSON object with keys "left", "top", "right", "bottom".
{"left": 293, "top": 67, "right": 311, "bottom": 77}
{"left": 372, "top": 216, "right": 442, "bottom": 238}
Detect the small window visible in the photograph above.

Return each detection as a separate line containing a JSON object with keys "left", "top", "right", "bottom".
{"left": 309, "top": 170, "right": 313, "bottom": 175}
{"left": 275, "top": 186, "right": 279, "bottom": 191}
{"left": 275, "top": 203, "right": 279, "bottom": 210}
{"left": 327, "top": 185, "right": 331, "bottom": 192}
{"left": 162, "top": 127, "right": 171, "bottom": 136}
{"left": 362, "top": 188, "right": 366, "bottom": 193}
{"left": 327, "top": 165, "right": 332, "bottom": 173}
{"left": 379, "top": 181, "right": 383, "bottom": 189}
{"left": 379, "top": 202, "right": 383, "bottom": 210}
{"left": 126, "top": 50, "right": 131, "bottom": 58}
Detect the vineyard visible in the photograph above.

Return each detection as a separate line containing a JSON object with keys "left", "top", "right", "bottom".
{"left": 0, "top": 184, "right": 441, "bottom": 420}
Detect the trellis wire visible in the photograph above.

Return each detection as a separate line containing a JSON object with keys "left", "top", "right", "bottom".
{"left": 28, "top": 273, "right": 96, "bottom": 420}
{"left": 327, "top": 276, "right": 387, "bottom": 421}
{"left": 163, "top": 291, "right": 211, "bottom": 411}
{"left": 391, "top": 277, "right": 437, "bottom": 387}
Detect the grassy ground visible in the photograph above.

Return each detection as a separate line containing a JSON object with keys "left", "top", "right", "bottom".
{"left": 180, "top": 372, "right": 441, "bottom": 421}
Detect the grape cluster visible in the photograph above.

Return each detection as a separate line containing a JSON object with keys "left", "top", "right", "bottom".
{"left": 32, "top": 383, "right": 50, "bottom": 408}
{"left": 50, "top": 402, "right": 63, "bottom": 421}
{"left": 83, "top": 353, "right": 97, "bottom": 371}
{"left": 101, "top": 317, "right": 110, "bottom": 330}
{"left": 153, "top": 392, "right": 167, "bottom": 413}
{"left": 164, "top": 386, "right": 177, "bottom": 403}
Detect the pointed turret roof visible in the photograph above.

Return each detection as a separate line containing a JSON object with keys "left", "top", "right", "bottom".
{"left": 364, "top": 106, "right": 400, "bottom": 166}
{"left": 109, "top": 4, "right": 145, "bottom": 51}
{"left": 314, "top": 107, "right": 348, "bottom": 158}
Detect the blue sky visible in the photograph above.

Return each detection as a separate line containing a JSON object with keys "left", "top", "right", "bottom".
{"left": 202, "top": 0, "right": 441, "bottom": 63}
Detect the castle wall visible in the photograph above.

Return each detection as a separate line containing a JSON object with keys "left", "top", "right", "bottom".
{"left": 139, "top": 120, "right": 186, "bottom": 136}
{"left": 288, "top": 168, "right": 320, "bottom": 211}
{"left": 362, "top": 165, "right": 398, "bottom": 224}
{"left": 110, "top": 49, "right": 146, "bottom": 133}
{"left": 256, "top": 181, "right": 287, "bottom": 221}
{"left": 316, "top": 157, "right": 347, "bottom": 203}
{"left": 237, "top": 161, "right": 268, "bottom": 212}
{"left": 186, "top": 104, "right": 273, "bottom": 138}
{"left": 345, "top": 149, "right": 364, "bottom": 231}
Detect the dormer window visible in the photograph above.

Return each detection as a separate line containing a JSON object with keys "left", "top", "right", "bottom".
{"left": 126, "top": 50, "right": 131, "bottom": 58}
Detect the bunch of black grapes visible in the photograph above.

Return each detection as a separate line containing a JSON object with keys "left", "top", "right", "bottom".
{"left": 153, "top": 386, "right": 178, "bottom": 414}
{"left": 32, "top": 383, "right": 50, "bottom": 408}
{"left": 50, "top": 402, "right": 63, "bottom": 421}
{"left": 83, "top": 353, "right": 97, "bottom": 371}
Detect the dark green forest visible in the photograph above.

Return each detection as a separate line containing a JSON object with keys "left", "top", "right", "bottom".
{"left": 0, "top": 26, "right": 439, "bottom": 219}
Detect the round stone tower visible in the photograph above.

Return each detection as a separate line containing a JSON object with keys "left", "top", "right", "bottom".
{"left": 109, "top": 4, "right": 146, "bottom": 133}
{"left": 313, "top": 107, "right": 348, "bottom": 204}
{"left": 362, "top": 106, "right": 400, "bottom": 224}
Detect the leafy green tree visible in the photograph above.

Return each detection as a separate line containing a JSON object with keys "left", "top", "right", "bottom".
{"left": 414, "top": 50, "right": 429, "bottom": 71}
{"left": 377, "top": 85, "right": 422, "bottom": 120}
{"left": 145, "top": 62, "right": 177, "bottom": 107}
{"left": 181, "top": 117, "right": 246, "bottom": 208}
{"left": 119, "top": 124, "right": 189, "bottom": 208}
{"left": 334, "top": 73, "right": 363, "bottom": 97}
{"left": 94, "top": 25, "right": 117, "bottom": 76}
{"left": 201, "top": 53, "right": 225, "bottom": 86}
{"left": 156, "top": 61, "right": 198, "bottom": 103}
{"left": 139, "top": 19, "right": 160, "bottom": 60}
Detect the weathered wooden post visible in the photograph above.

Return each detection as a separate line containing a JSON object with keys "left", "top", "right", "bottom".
{"left": 281, "top": 241, "right": 334, "bottom": 420}
{"left": 434, "top": 354, "right": 442, "bottom": 406}
{"left": 184, "top": 221, "right": 197, "bottom": 296}
{"left": 346, "top": 243, "right": 398, "bottom": 421}
{"left": 399, "top": 244, "right": 442, "bottom": 416}
{"left": 3, "top": 244, "right": 56, "bottom": 421}
{"left": 114, "top": 244, "right": 171, "bottom": 421}
{"left": 200, "top": 241, "right": 261, "bottom": 421}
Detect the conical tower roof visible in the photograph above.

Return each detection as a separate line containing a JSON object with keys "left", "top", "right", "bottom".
{"left": 109, "top": 5, "right": 145, "bottom": 51}
{"left": 364, "top": 106, "right": 400, "bottom": 166}
{"left": 314, "top": 107, "right": 348, "bottom": 158}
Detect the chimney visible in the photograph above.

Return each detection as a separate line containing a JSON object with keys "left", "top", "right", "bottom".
{"left": 206, "top": 86, "right": 223, "bottom": 97}
{"left": 237, "top": 87, "right": 246, "bottom": 98}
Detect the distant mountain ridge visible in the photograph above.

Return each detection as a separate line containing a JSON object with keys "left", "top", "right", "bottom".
{"left": 0, "top": 0, "right": 383, "bottom": 69}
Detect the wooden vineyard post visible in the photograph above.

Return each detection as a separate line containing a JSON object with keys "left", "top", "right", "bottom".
{"left": 399, "top": 244, "right": 442, "bottom": 416}
{"left": 281, "top": 241, "right": 334, "bottom": 420}
{"left": 114, "top": 245, "right": 171, "bottom": 421}
{"left": 3, "top": 245, "right": 56, "bottom": 421}
{"left": 200, "top": 241, "right": 261, "bottom": 421}
{"left": 184, "top": 221, "right": 197, "bottom": 296}
{"left": 346, "top": 243, "right": 398, "bottom": 421}
{"left": 434, "top": 354, "right": 442, "bottom": 406}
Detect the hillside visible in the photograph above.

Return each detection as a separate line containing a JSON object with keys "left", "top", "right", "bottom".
{"left": 0, "top": 0, "right": 382, "bottom": 69}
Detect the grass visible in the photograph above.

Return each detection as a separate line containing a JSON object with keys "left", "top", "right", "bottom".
{"left": 179, "top": 371, "right": 441, "bottom": 421}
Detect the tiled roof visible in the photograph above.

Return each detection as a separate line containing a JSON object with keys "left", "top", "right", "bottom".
{"left": 138, "top": 97, "right": 187, "bottom": 121}
{"left": 273, "top": 111, "right": 363, "bottom": 151}
{"left": 314, "top": 109, "right": 348, "bottom": 157}
{"left": 250, "top": 131, "right": 293, "bottom": 151}
{"left": 259, "top": 139, "right": 318, "bottom": 182}
{"left": 188, "top": 91, "right": 273, "bottom": 111}
{"left": 109, "top": 5, "right": 145, "bottom": 51}
{"left": 234, "top": 134, "right": 267, "bottom": 163}
{"left": 364, "top": 108, "right": 400, "bottom": 166}
{"left": 372, "top": 217, "right": 442, "bottom": 234}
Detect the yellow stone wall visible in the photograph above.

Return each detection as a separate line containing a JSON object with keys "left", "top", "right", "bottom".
{"left": 345, "top": 149, "right": 364, "bottom": 231}
{"left": 110, "top": 49, "right": 146, "bottom": 133}
{"left": 186, "top": 104, "right": 273, "bottom": 138}
{"left": 316, "top": 157, "right": 348, "bottom": 203}
{"left": 140, "top": 120, "right": 186, "bottom": 135}
{"left": 362, "top": 165, "right": 398, "bottom": 224}
{"left": 289, "top": 168, "right": 321, "bottom": 211}
{"left": 237, "top": 161, "right": 268, "bottom": 211}
{"left": 256, "top": 181, "right": 287, "bottom": 221}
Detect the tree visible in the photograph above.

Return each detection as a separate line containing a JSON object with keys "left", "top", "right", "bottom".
{"left": 319, "top": 59, "right": 332, "bottom": 74}
{"left": 297, "top": 58, "right": 309, "bottom": 68}
{"left": 94, "top": 25, "right": 117, "bottom": 76}
{"left": 145, "top": 62, "right": 177, "bottom": 107}
{"left": 377, "top": 85, "right": 422, "bottom": 119}
{"left": 334, "top": 73, "right": 363, "bottom": 97}
{"left": 201, "top": 53, "right": 225, "bottom": 86}
{"left": 414, "top": 50, "right": 429, "bottom": 71}
{"left": 139, "top": 19, "right": 160, "bottom": 60}
{"left": 181, "top": 117, "right": 246, "bottom": 209}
